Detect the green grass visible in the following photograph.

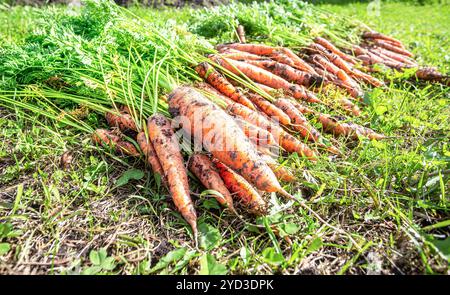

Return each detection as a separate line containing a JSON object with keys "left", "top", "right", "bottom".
{"left": 0, "top": 1, "right": 449, "bottom": 275}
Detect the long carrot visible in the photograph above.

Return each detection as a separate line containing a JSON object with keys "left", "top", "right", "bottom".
{"left": 226, "top": 101, "right": 317, "bottom": 160}
{"left": 148, "top": 114, "right": 197, "bottom": 237}
{"left": 243, "top": 59, "right": 324, "bottom": 87}
{"left": 195, "top": 62, "right": 256, "bottom": 110}
{"left": 188, "top": 153, "right": 235, "bottom": 212}
{"left": 277, "top": 48, "right": 318, "bottom": 75}
{"left": 233, "top": 117, "right": 278, "bottom": 147}
{"left": 212, "top": 158, "right": 267, "bottom": 215}
{"left": 136, "top": 131, "right": 166, "bottom": 184}
{"left": 168, "top": 86, "right": 289, "bottom": 196}
{"left": 371, "top": 39, "right": 413, "bottom": 57}
{"left": 92, "top": 129, "right": 140, "bottom": 157}
{"left": 216, "top": 43, "right": 276, "bottom": 56}
{"left": 317, "top": 114, "right": 386, "bottom": 140}
{"left": 218, "top": 48, "right": 264, "bottom": 61}
{"left": 213, "top": 56, "right": 322, "bottom": 104}
{"left": 362, "top": 31, "right": 405, "bottom": 48}
{"left": 314, "top": 37, "right": 358, "bottom": 65}
{"left": 371, "top": 46, "right": 417, "bottom": 66}
{"left": 246, "top": 93, "right": 291, "bottom": 125}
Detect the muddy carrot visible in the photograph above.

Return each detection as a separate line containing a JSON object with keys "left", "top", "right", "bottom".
{"left": 188, "top": 153, "right": 235, "bottom": 212}
{"left": 148, "top": 114, "right": 197, "bottom": 237}
{"left": 314, "top": 37, "right": 358, "bottom": 65}
{"left": 362, "top": 31, "right": 405, "bottom": 48}
{"left": 370, "top": 39, "right": 413, "bottom": 57}
{"left": 212, "top": 158, "right": 267, "bottom": 215}
{"left": 195, "top": 62, "right": 256, "bottom": 110}
{"left": 136, "top": 131, "right": 166, "bottom": 184}
{"left": 105, "top": 110, "right": 138, "bottom": 132}
{"left": 92, "top": 129, "right": 140, "bottom": 157}
{"left": 234, "top": 117, "right": 278, "bottom": 147}
{"left": 246, "top": 93, "right": 291, "bottom": 125}
{"left": 169, "top": 86, "right": 289, "bottom": 196}
{"left": 213, "top": 56, "right": 323, "bottom": 104}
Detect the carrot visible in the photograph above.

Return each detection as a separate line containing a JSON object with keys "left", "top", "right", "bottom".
{"left": 213, "top": 56, "right": 323, "bottom": 104}
{"left": 236, "top": 25, "right": 246, "bottom": 43}
{"left": 246, "top": 93, "right": 291, "bottom": 125}
{"left": 354, "top": 46, "right": 407, "bottom": 70}
{"left": 188, "top": 153, "right": 235, "bottom": 212}
{"left": 168, "top": 86, "right": 289, "bottom": 195}
{"left": 415, "top": 67, "right": 450, "bottom": 86}
{"left": 226, "top": 101, "right": 317, "bottom": 160}
{"left": 370, "top": 39, "right": 413, "bottom": 57}
{"left": 148, "top": 114, "right": 197, "bottom": 237}
{"left": 212, "top": 158, "right": 267, "bottom": 215}
{"left": 92, "top": 129, "right": 140, "bottom": 157}
{"left": 105, "top": 110, "right": 138, "bottom": 132}
{"left": 314, "top": 37, "right": 358, "bottom": 65}
{"left": 313, "top": 66, "right": 338, "bottom": 82}
{"left": 196, "top": 82, "right": 235, "bottom": 105}
{"left": 258, "top": 152, "right": 295, "bottom": 183}
{"left": 277, "top": 48, "right": 318, "bottom": 75}
{"left": 317, "top": 114, "right": 386, "bottom": 140}
{"left": 233, "top": 117, "right": 278, "bottom": 147}
{"left": 362, "top": 31, "right": 404, "bottom": 48}
{"left": 254, "top": 82, "right": 279, "bottom": 96}
{"left": 339, "top": 97, "right": 362, "bottom": 117}
{"left": 136, "top": 131, "right": 166, "bottom": 184}
{"left": 371, "top": 46, "right": 417, "bottom": 66}
{"left": 216, "top": 43, "right": 276, "bottom": 56}
{"left": 195, "top": 62, "right": 256, "bottom": 110}
{"left": 243, "top": 59, "right": 324, "bottom": 87}
{"left": 274, "top": 98, "right": 321, "bottom": 142}
{"left": 308, "top": 43, "right": 354, "bottom": 74}
{"left": 219, "top": 48, "right": 264, "bottom": 61}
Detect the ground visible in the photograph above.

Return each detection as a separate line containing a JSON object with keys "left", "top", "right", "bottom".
{"left": 0, "top": 1, "right": 449, "bottom": 274}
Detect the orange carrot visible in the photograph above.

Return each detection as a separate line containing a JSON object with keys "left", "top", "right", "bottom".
{"left": 258, "top": 152, "right": 296, "bottom": 183}
{"left": 314, "top": 37, "right": 358, "bottom": 65}
{"left": 277, "top": 48, "right": 318, "bottom": 75}
{"left": 362, "top": 31, "right": 405, "bottom": 48}
{"left": 226, "top": 102, "right": 317, "bottom": 160}
{"left": 92, "top": 129, "right": 140, "bottom": 157}
{"left": 233, "top": 117, "right": 278, "bottom": 147}
{"left": 168, "top": 86, "right": 288, "bottom": 195}
{"left": 188, "top": 153, "right": 235, "bottom": 212}
{"left": 415, "top": 67, "right": 450, "bottom": 86}
{"left": 219, "top": 48, "right": 264, "bottom": 61}
{"left": 148, "top": 114, "right": 197, "bottom": 237}
{"left": 195, "top": 62, "right": 256, "bottom": 110}
{"left": 317, "top": 114, "right": 386, "bottom": 140}
{"left": 136, "top": 131, "right": 166, "bottom": 184}
{"left": 105, "top": 110, "right": 138, "bottom": 132}
{"left": 246, "top": 93, "right": 291, "bottom": 125}
{"left": 213, "top": 56, "right": 323, "bottom": 104}
{"left": 212, "top": 158, "right": 267, "bottom": 215}
{"left": 371, "top": 46, "right": 417, "bottom": 66}
{"left": 371, "top": 39, "right": 413, "bottom": 57}
{"left": 216, "top": 43, "right": 276, "bottom": 56}
{"left": 274, "top": 98, "right": 321, "bottom": 142}
{"left": 243, "top": 59, "right": 324, "bottom": 87}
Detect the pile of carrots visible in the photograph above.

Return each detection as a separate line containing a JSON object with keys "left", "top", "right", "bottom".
{"left": 91, "top": 29, "right": 447, "bottom": 241}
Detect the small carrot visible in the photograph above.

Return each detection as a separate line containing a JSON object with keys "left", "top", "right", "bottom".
{"left": 314, "top": 37, "right": 358, "bottom": 65}
{"left": 195, "top": 62, "right": 256, "bottom": 110}
{"left": 246, "top": 93, "right": 291, "bottom": 125}
{"left": 415, "top": 67, "right": 450, "bottom": 86}
{"left": 148, "top": 114, "right": 197, "bottom": 237}
{"left": 188, "top": 153, "right": 235, "bottom": 212}
{"left": 317, "top": 114, "right": 385, "bottom": 140}
{"left": 105, "top": 110, "right": 138, "bottom": 132}
{"left": 136, "top": 131, "right": 166, "bottom": 184}
{"left": 213, "top": 56, "right": 323, "bottom": 104}
{"left": 212, "top": 158, "right": 267, "bottom": 215}
{"left": 216, "top": 43, "right": 276, "bottom": 56}
{"left": 92, "top": 129, "right": 140, "bottom": 157}
{"left": 236, "top": 25, "right": 246, "bottom": 43}
{"left": 258, "top": 152, "right": 296, "bottom": 183}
